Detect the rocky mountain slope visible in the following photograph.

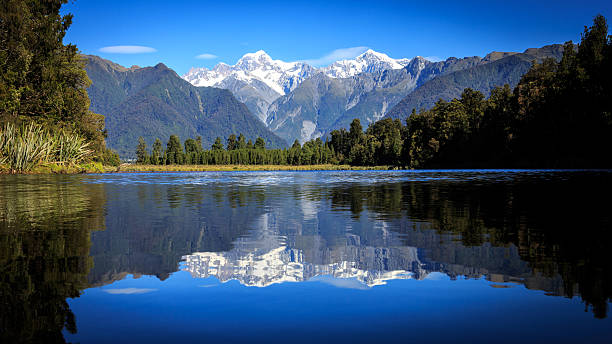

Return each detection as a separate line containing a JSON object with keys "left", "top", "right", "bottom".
{"left": 182, "top": 49, "right": 411, "bottom": 123}
{"left": 266, "top": 45, "right": 565, "bottom": 144}
{"left": 266, "top": 55, "right": 484, "bottom": 143}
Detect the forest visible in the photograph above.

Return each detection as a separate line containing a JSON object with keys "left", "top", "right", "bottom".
{"left": 137, "top": 15, "right": 611, "bottom": 169}
{"left": 0, "top": 0, "right": 119, "bottom": 172}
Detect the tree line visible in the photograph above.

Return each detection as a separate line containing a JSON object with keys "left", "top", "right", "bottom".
{"left": 137, "top": 15, "right": 610, "bottom": 169}
{"left": 135, "top": 133, "right": 338, "bottom": 165}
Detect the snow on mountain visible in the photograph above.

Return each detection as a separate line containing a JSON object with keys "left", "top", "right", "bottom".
{"left": 321, "top": 49, "right": 410, "bottom": 78}
{"left": 182, "top": 49, "right": 411, "bottom": 124}
{"left": 183, "top": 50, "right": 316, "bottom": 96}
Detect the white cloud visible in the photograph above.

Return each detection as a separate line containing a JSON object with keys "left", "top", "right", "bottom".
{"left": 303, "top": 46, "right": 369, "bottom": 67}
{"left": 195, "top": 53, "right": 218, "bottom": 59}
{"left": 103, "top": 288, "right": 157, "bottom": 294}
{"left": 424, "top": 56, "right": 444, "bottom": 62}
{"left": 99, "top": 45, "right": 157, "bottom": 54}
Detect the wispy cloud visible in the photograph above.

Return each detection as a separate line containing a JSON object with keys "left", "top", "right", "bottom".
{"left": 303, "top": 46, "right": 369, "bottom": 67}
{"left": 103, "top": 288, "right": 157, "bottom": 294}
{"left": 99, "top": 45, "right": 157, "bottom": 54}
{"left": 195, "top": 53, "right": 218, "bottom": 59}
{"left": 424, "top": 56, "right": 444, "bottom": 62}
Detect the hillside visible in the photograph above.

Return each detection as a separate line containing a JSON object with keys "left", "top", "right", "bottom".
{"left": 84, "top": 55, "right": 286, "bottom": 157}
{"left": 385, "top": 45, "right": 565, "bottom": 120}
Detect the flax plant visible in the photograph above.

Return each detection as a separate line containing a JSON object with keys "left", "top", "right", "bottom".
{"left": 0, "top": 122, "right": 92, "bottom": 172}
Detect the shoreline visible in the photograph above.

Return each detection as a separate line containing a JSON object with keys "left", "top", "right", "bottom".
{"left": 111, "top": 164, "right": 391, "bottom": 173}
{"left": 0, "top": 163, "right": 391, "bottom": 174}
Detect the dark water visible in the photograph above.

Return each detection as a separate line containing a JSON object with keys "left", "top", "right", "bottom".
{"left": 1, "top": 170, "right": 611, "bottom": 343}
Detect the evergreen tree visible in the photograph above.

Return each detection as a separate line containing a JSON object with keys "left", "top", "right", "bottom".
{"left": 166, "top": 135, "right": 183, "bottom": 165}
{"left": 237, "top": 133, "right": 247, "bottom": 149}
{"left": 212, "top": 137, "right": 224, "bottom": 150}
{"left": 151, "top": 138, "right": 163, "bottom": 165}
{"left": 226, "top": 134, "right": 237, "bottom": 150}
{"left": 136, "top": 137, "right": 148, "bottom": 164}
{"left": 255, "top": 137, "right": 266, "bottom": 150}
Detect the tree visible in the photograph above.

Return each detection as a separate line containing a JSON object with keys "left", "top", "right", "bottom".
{"left": 226, "top": 134, "right": 237, "bottom": 150}
{"left": 246, "top": 139, "right": 253, "bottom": 149}
{"left": 166, "top": 135, "right": 183, "bottom": 164}
{"left": 136, "top": 137, "right": 148, "bottom": 164}
{"left": 212, "top": 137, "right": 224, "bottom": 150}
{"left": 349, "top": 118, "right": 364, "bottom": 147}
{"left": 255, "top": 137, "right": 266, "bottom": 150}
{"left": 151, "top": 138, "right": 163, "bottom": 165}
{"left": 237, "top": 133, "right": 247, "bottom": 149}
{"left": 0, "top": 0, "right": 107, "bottom": 154}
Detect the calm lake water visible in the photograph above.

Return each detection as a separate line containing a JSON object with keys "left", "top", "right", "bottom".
{"left": 1, "top": 170, "right": 611, "bottom": 343}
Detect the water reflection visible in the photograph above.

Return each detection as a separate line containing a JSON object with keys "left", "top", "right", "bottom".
{"left": 0, "top": 171, "right": 611, "bottom": 343}
{"left": 0, "top": 175, "right": 106, "bottom": 344}
{"left": 86, "top": 170, "right": 611, "bottom": 318}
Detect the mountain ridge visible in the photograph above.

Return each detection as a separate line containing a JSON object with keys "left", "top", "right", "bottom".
{"left": 182, "top": 49, "right": 413, "bottom": 123}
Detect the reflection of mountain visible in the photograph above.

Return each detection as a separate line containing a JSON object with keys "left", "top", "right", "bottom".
{"left": 84, "top": 171, "right": 612, "bottom": 318}
{"left": 183, "top": 214, "right": 422, "bottom": 287}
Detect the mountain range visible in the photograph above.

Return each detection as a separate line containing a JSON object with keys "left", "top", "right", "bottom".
{"left": 183, "top": 46, "right": 564, "bottom": 144}
{"left": 85, "top": 44, "right": 566, "bottom": 156}
{"left": 182, "top": 49, "right": 411, "bottom": 124}
{"left": 84, "top": 55, "right": 286, "bottom": 157}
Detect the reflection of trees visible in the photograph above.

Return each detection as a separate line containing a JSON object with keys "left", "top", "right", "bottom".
{"left": 326, "top": 173, "right": 612, "bottom": 318}
{"left": 87, "top": 184, "right": 266, "bottom": 286}
{"left": 0, "top": 176, "right": 106, "bottom": 343}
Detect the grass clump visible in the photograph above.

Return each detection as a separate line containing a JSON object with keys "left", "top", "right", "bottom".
{"left": 0, "top": 122, "right": 92, "bottom": 173}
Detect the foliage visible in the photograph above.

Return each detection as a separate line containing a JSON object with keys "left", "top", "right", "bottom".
{"left": 0, "top": 0, "right": 107, "bottom": 155}
{"left": 136, "top": 137, "right": 148, "bottom": 164}
{"left": 0, "top": 122, "right": 92, "bottom": 172}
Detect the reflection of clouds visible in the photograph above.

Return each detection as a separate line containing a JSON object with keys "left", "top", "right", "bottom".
{"left": 103, "top": 288, "right": 157, "bottom": 294}
{"left": 300, "top": 198, "right": 318, "bottom": 221}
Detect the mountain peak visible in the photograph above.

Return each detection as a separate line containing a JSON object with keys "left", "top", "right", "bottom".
{"left": 359, "top": 49, "right": 386, "bottom": 58}
{"left": 241, "top": 50, "right": 271, "bottom": 60}
{"left": 321, "top": 49, "right": 408, "bottom": 78}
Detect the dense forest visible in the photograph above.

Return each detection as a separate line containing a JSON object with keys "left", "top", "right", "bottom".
{"left": 139, "top": 15, "right": 610, "bottom": 168}
{"left": 0, "top": 0, "right": 119, "bottom": 172}
{"left": 135, "top": 134, "right": 338, "bottom": 166}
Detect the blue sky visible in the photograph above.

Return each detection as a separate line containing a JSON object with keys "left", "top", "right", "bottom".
{"left": 62, "top": 0, "right": 612, "bottom": 75}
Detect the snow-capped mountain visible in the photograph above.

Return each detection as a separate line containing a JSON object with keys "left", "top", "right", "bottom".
{"left": 321, "top": 49, "right": 411, "bottom": 78}
{"left": 182, "top": 49, "right": 410, "bottom": 123}
{"left": 184, "top": 50, "right": 316, "bottom": 96}
{"left": 182, "top": 51, "right": 316, "bottom": 123}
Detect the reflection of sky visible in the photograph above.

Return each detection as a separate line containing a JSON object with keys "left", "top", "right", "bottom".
{"left": 65, "top": 272, "right": 611, "bottom": 344}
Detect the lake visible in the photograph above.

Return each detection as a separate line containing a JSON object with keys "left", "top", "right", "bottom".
{"left": 1, "top": 170, "right": 611, "bottom": 343}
